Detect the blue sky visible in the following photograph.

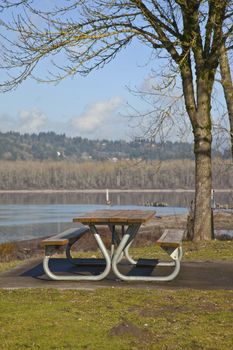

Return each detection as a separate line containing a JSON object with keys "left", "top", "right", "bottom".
{"left": 0, "top": 37, "right": 159, "bottom": 140}
{"left": 0, "top": 2, "right": 229, "bottom": 144}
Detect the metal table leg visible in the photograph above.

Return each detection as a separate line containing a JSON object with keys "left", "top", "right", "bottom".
{"left": 43, "top": 224, "right": 111, "bottom": 281}
{"left": 111, "top": 225, "right": 137, "bottom": 265}
{"left": 111, "top": 224, "right": 181, "bottom": 282}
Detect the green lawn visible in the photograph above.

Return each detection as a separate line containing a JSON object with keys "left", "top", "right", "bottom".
{"left": 0, "top": 288, "right": 233, "bottom": 350}
{"left": 1, "top": 241, "right": 233, "bottom": 349}
{"left": 132, "top": 240, "right": 233, "bottom": 261}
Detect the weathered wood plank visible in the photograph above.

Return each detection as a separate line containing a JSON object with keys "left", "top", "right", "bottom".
{"left": 73, "top": 210, "right": 156, "bottom": 225}
{"left": 41, "top": 226, "right": 89, "bottom": 246}
{"left": 156, "top": 229, "right": 184, "bottom": 248}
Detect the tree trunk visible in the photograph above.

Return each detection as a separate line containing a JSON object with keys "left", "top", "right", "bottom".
{"left": 181, "top": 65, "right": 214, "bottom": 241}
{"left": 219, "top": 45, "right": 233, "bottom": 159}
{"left": 193, "top": 126, "right": 213, "bottom": 241}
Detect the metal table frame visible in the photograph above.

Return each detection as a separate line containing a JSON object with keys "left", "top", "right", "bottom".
{"left": 44, "top": 210, "right": 182, "bottom": 282}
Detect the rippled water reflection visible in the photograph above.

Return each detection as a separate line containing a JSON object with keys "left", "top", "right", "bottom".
{"left": 0, "top": 191, "right": 232, "bottom": 243}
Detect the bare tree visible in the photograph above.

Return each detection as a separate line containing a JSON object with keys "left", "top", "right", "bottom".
{"left": 126, "top": 70, "right": 191, "bottom": 142}
{"left": 0, "top": 1, "right": 232, "bottom": 240}
{"left": 219, "top": 45, "right": 233, "bottom": 159}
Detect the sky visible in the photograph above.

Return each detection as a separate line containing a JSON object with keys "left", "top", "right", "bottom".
{"left": 0, "top": 2, "right": 229, "bottom": 144}
{"left": 0, "top": 36, "right": 158, "bottom": 140}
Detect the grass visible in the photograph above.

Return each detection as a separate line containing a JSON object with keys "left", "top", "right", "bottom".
{"left": 131, "top": 240, "right": 233, "bottom": 262}
{"left": 1, "top": 241, "right": 233, "bottom": 349}
{"left": 72, "top": 240, "right": 233, "bottom": 262}
{"left": 0, "top": 242, "right": 18, "bottom": 262}
{"left": 0, "top": 288, "right": 233, "bottom": 350}
{"left": 0, "top": 260, "right": 23, "bottom": 273}
{"left": 183, "top": 240, "right": 233, "bottom": 261}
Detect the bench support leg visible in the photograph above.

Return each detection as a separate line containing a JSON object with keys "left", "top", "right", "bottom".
{"left": 124, "top": 241, "right": 137, "bottom": 265}
{"left": 112, "top": 225, "right": 181, "bottom": 282}
{"left": 43, "top": 228, "right": 111, "bottom": 281}
{"left": 157, "top": 246, "right": 183, "bottom": 267}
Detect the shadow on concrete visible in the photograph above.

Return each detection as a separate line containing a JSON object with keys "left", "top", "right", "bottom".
{"left": 1, "top": 258, "right": 233, "bottom": 290}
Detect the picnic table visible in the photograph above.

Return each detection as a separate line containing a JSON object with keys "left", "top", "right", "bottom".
{"left": 42, "top": 209, "right": 183, "bottom": 282}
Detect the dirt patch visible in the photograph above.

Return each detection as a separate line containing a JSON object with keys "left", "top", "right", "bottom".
{"left": 139, "top": 305, "right": 190, "bottom": 318}
{"left": 109, "top": 319, "right": 153, "bottom": 342}
{"left": 129, "top": 295, "right": 222, "bottom": 318}
{"left": 138, "top": 302, "right": 220, "bottom": 318}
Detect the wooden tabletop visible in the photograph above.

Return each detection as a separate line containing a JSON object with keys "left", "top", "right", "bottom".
{"left": 73, "top": 209, "right": 156, "bottom": 225}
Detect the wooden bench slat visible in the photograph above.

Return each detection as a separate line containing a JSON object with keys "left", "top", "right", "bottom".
{"left": 73, "top": 209, "right": 156, "bottom": 224}
{"left": 156, "top": 229, "right": 184, "bottom": 248}
{"left": 41, "top": 225, "right": 89, "bottom": 246}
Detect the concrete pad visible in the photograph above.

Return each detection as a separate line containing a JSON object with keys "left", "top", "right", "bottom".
{"left": 0, "top": 258, "right": 233, "bottom": 290}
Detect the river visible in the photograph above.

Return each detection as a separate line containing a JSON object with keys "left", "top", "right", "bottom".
{"left": 0, "top": 191, "right": 232, "bottom": 243}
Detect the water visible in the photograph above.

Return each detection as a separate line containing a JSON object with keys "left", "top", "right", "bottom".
{"left": 0, "top": 191, "right": 232, "bottom": 243}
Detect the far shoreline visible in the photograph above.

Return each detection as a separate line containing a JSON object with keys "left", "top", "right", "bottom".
{"left": 0, "top": 188, "right": 232, "bottom": 194}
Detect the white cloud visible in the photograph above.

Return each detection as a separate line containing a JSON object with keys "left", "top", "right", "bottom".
{"left": 0, "top": 113, "right": 16, "bottom": 132}
{"left": 71, "top": 96, "right": 123, "bottom": 134}
{"left": 18, "top": 108, "right": 47, "bottom": 133}
{"left": 0, "top": 108, "right": 47, "bottom": 134}
{"left": 0, "top": 100, "right": 128, "bottom": 140}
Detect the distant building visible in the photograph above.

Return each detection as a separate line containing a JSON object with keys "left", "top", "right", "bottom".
{"left": 134, "top": 137, "right": 155, "bottom": 144}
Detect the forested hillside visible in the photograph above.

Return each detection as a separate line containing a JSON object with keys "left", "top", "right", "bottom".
{"left": 0, "top": 132, "right": 231, "bottom": 190}
{"left": 0, "top": 159, "right": 232, "bottom": 190}
{"left": 0, "top": 131, "right": 230, "bottom": 161}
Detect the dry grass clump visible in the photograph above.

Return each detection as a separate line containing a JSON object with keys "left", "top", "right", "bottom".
{"left": 0, "top": 242, "right": 18, "bottom": 262}
{"left": 0, "top": 238, "right": 44, "bottom": 263}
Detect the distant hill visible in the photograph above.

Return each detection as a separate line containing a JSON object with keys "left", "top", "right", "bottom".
{"left": 0, "top": 131, "right": 229, "bottom": 161}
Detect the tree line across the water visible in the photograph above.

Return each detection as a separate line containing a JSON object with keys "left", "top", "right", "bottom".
{"left": 0, "top": 131, "right": 230, "bottom": 161}
{"left": 0, "top": 159, "right": 232, "bottom": 191}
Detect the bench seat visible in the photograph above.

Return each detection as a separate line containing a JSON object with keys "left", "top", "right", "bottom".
{"left": 42, "top": 223, "right": 112, "bottom": 281}
{"left": 41, "top": 225, "right": 89, "bottom": 247}
{"left": 156, "top": 229, "right": 184, "bottom": 248}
